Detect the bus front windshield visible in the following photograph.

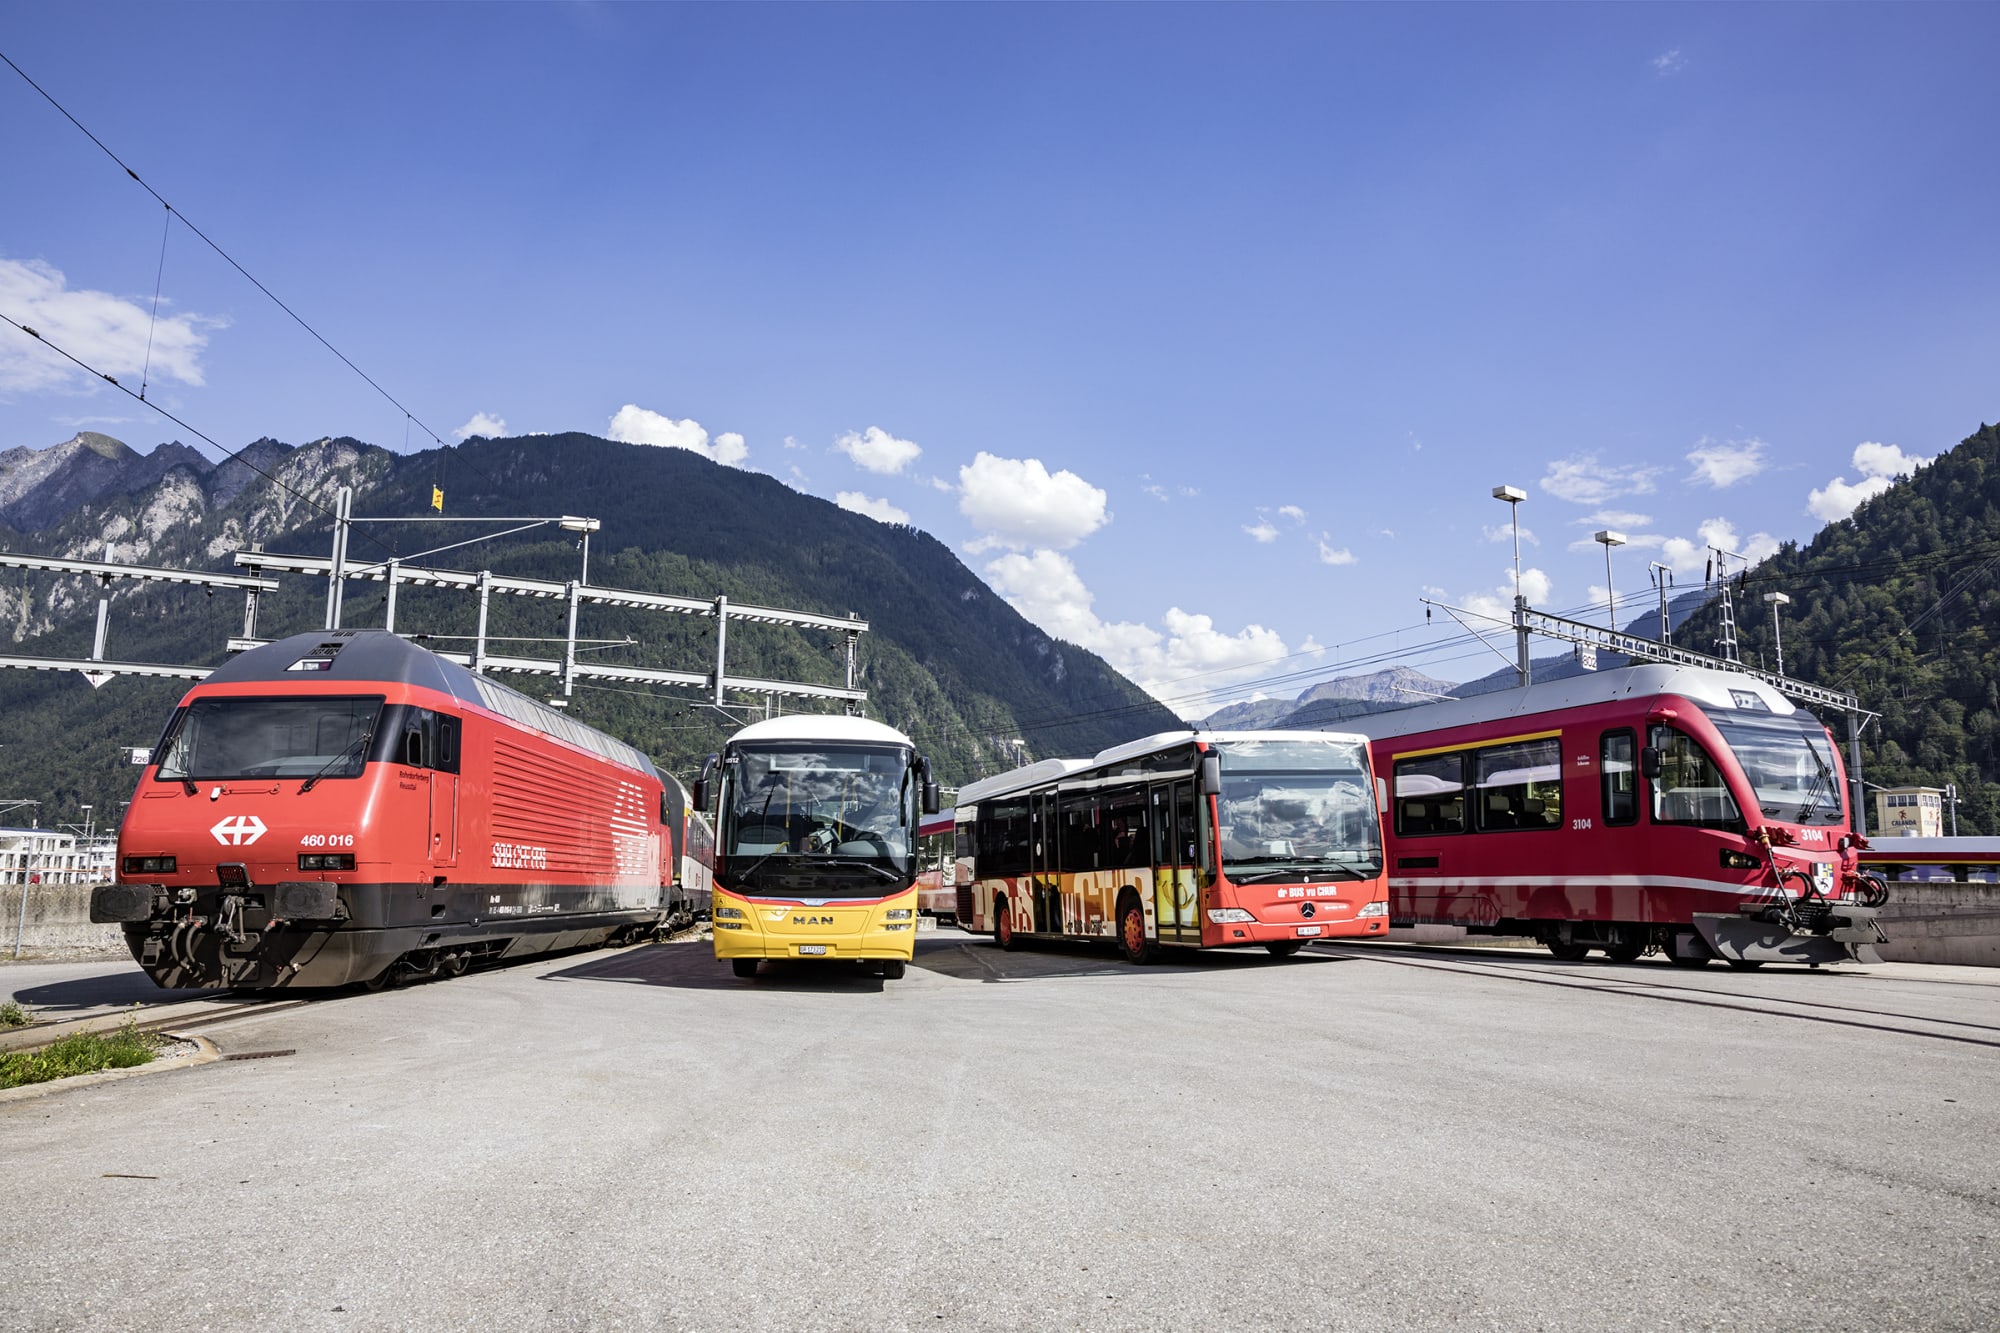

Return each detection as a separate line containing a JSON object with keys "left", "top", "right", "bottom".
{"left": 156, "top": 696, "right": 384, "bottom": 782}
{"left": 722, "top": 744, "right": 916, "bottom": 895}
{"left": 1709, "top": 712, "right": 1846, "bottom": 827}
{"left": 1214, "top": 738, "right": 1382, "bottom": 880}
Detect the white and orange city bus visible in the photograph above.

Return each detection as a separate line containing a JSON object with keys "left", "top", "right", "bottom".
{"left": 698, "top": 715, "right": 939, "bottom": 981}
{"left": 956, "top": 731, "right": 1388, "bottom": 962}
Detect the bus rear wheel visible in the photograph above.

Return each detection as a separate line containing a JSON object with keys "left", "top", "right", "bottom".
{"left": 1117, "top": 893, "right": 1155, "bottom": 966}
{"left": 881, "top": 959, "right": 906, "bottom": 980}
{"left": 994, "top": 898, "right": 1022, "bottom": 951}
{"left": 731, "top": 958, "right": 759, "bottom": 979}
{"left": 1264, "top": 941, "right": 1303, "bottom": 958}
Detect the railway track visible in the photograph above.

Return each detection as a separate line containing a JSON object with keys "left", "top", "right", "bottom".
{"left": 0, "top": 992, "right": 318, "bottom": 1055}
{"left": 1320, "top": 940, "right": 2000, "bottom": 1049}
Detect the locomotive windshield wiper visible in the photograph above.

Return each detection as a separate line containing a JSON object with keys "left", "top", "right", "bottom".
{"left": 300, "top": 729, "right": 374, "bottom": 793}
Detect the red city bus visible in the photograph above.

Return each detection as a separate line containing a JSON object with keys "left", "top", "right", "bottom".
{"left": 1350, "top": 663, "right": 1888, "bottom": 968}
{"left": 957, "top": 731, "right": 1389, "bottom": 963}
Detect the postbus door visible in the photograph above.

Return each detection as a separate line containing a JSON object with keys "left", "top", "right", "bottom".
{"left": 1151, "top": 781, "right": 1201, "bottom": 945}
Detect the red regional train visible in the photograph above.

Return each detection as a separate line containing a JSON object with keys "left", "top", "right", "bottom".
{"left": 1349, "top": 663, "right": 1888, "bottom": 968}
{"left": 92, "top": 629, "right": 681, "bottom": 989}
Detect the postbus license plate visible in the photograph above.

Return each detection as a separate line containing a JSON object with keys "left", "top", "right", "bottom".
{"left": 1296, "top": 925, "right": 1323, "bottom": 937}
{"left": 797, "top": 945, "right": 827, "bottom": 955}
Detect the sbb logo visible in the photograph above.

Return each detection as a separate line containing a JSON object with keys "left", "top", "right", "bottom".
{"left": 210, "top": 815, "right": 268, "bottom": 846}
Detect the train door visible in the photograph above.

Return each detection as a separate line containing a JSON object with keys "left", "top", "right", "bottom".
{"left": 429, "top": 713, "right": 460, "bottom": 868}
{"left": 1150, "top": 781, "right": 1201, "bottom": 945}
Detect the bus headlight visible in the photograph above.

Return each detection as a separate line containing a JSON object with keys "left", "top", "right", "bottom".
{"left": 883, "top": 922, "right": 912, "bottom": 932}
{"left": 1358, "top": 901, "right": 1389, "bottom": 918}
{"left": 1206, "top": 908, "right": 1256, "bottom": 924}
{"left": 713, "top": 906, "right": 746, "bottom": 920}
{"left": 884, "top": 908, "right": 913, "bottom": 921}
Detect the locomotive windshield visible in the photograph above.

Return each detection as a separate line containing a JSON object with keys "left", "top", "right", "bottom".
{"left": 156, "top": 695, "right": 384, "bottom": 782}
{"left": 1709, "top": 712, "right": 1846, "bottom": 826}
{"left": 721, "top": 743, "right": 917, "bottom": 896}
{"left": 1213, "top": 738, "right": 1382, "bottom": 879}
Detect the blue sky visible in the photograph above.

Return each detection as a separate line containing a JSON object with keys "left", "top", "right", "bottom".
{"left": 2, "top": 3, "right": 1996, "bottom": 716}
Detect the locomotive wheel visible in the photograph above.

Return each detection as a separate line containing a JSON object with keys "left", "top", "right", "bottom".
{"left": 994, "top": 898, "right": 1022, "bottom": 951}
{"left": 1264, "top": 942, "right": 1303, "bottom": 958}
{"left": 1604, "top": 938, "right": 1645, "bottom": 964}
{"left": 1544, "top": 938, "right": 1591, "bottom": 961}
{"left": 1117, "top": 892, "right": 1155, "bottom": 966}
{"left": 731, "top": 958, "right": 760, "bottom": 979}
{"left": 881, "top": 959, "right": 907, "bottom": 980}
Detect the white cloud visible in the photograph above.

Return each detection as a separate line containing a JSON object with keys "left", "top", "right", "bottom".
{"left": 1244, "top": 520, "right": 1278, "bottom": 544}
{"left": 0, "top": 257, "right": 217, "bottom": 394}
{"left": 454, "top": 412, "right": 508, "bottom": 440}
{"left": 835, "top": 426, "right": 921, "bottom": 475}
{"left": 1653, "top": 49, "right": 1686, "bottom": 75}
{"left": 1807, "top": 441, "right": 1930, "bottom": 522}
{"left": 1462, "top": 567, "right": 1552, "bottom": 624}
{"left": 1656, "top": 517, "right": 1780, "bottom": 576}
{"left": 1278, "top": 505, "right": 1307, "bottom": 522}
{"left": 1687, "top": 436, "right": 1768, "bottom": 488}
{"left": 783, "top": 435, "right": 807, "bottom": 451}
{"left": 1582, "top": 509, "right": 1652, "bottom": 529}
{"left": 1540, "top": 455, "right": 1664, "bottom": 505}
{"left": 982, "top": 549, "right": 1286, "bottom": 716}
{"left": 1483, "top": 523, "right": 1540, "bottom": 546}
{"left": 1317, "top": 540, "right": 1357, "bottom": 566}
{"left": 958, "top": 452, "right": 1108, "bottom": 552}
{"left": 606, "top": 405, "right": 749, "bottom": 466}
{"left": 835, "top": 491, "right": 911, "bottom": 525}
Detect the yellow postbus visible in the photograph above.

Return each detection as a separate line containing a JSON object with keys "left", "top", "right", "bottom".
{"left": 698, "top": 715, "right": 939, "bottom": 981}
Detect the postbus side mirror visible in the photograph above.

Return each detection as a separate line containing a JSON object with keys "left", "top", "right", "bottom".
{"left": 1640, "top": 747, "right": 1663, "bottom": 780}
{"left": 692, "top": 753, "right": 718, "bottom": 811}
{"left": 1199, "top": 751, "right": 1222, "bottom": 797}
{"left": 919, "top": 756, "right": 940, "bottom": 815}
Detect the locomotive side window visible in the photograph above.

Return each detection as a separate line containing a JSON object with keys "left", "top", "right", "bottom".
{"left": 1648, "top": 726, "right": 1743, "bottom": 828}
{"left": 1393, "top": 753, "right": 1466, "bottom": 836}
{"left": 436, "top": 715, "right": 460, "bottom": 774}
{"left": 1472, "top": 738, "right": 1561, "bottom": 831}
{"left": 1600, "top": 730, "right": 1638, "bottom": 826}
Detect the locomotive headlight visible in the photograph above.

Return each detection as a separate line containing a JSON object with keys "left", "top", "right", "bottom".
{"left": 298, "top": 854, "right": 355, "bottom": 871}
{"left": 713, "top": 906, "right": 747, "bottom": 920}
{"left": 122, "top": 855, "right": 177, "bottom": 874}
{"left": 884, "top": 908, "right": 913, "bottom": 921}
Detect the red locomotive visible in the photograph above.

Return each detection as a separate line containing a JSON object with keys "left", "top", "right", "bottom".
{"left": 92, "top": 629, "right": 675, "bottom": 989}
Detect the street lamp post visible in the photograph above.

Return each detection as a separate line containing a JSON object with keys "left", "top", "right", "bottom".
{"left": 1594, "top": 530, "right": 1627, "bottom": 631}
{"left": 1764, "top": 591, "right": 1792, "bottom": 676}
{"left": 1492, "top": 485, "right": 1530, "bottom": 687}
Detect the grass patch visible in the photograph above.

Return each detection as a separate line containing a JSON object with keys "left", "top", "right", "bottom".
{"left": 0, "top": 1000, "right": 28, "bottom": 1028}
{"left": 0, "top": 1017, "right": 163, "bottom": 1089}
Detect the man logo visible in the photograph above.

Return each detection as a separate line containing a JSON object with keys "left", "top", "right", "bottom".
{"left": 210, "top": 814, "right": 268, "bottom": 846}
{"left": 793, "top": 915, "right": 833, "bottom": 926}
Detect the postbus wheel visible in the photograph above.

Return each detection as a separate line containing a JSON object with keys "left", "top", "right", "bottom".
{"left": 881, "top": 959, "right": 906, "bottom": 980}
{"left": 1264, "top": 942, "right": 1303, "bottom": 958}
{"left": 731, "top": 958, "right": 760, "bottom": 979}
{"left": 1117, "top": 892, "right": 1155, "bottom": 966}
{"left": 994, "top": 897, "right": 1022, "bottom": 951}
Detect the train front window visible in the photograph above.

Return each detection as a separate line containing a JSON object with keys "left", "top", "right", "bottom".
{"left": 1709, "top": 713, "right": 1846, "bottom": 826}
{"left": 156, "top": 696, "right": 385, "bottom": 782}
{"left": 1648, "top": 725, "right": 1743, "bottom": 829}
{"left": 722, "top": 744, "right": 916, "bottom": 895}
{"left": 1213, "top": 739, "right": 1381, "bottom": 879}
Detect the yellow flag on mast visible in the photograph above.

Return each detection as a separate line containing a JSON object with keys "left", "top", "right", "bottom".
{"left": 431, "top": 485, "right": 444, "bottom": 512}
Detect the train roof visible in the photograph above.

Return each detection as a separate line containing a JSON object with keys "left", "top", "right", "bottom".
{"left": 727, "top": 714, "right": 915, "bottom": 748}
{"left": 1857, "top": 837, "right": 2000, "bottom": 859}
{"left": 1344, "top": 663, "right": 1817, "bottom": 743}
{"left": 203, "top": 630, "right": 657, "bottom": 777}
{"left": 956, "top": 729, "right": 1369, "bottom": 807}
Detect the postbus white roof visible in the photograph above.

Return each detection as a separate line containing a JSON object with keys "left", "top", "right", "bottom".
{"left": 956, "top": 729, "right": 1369, "bottom": 807}
{"left": 1345, "top": 663, "right": 1809, "bottom": 744}
{"left": 728, "top": 714, "right": 914, "bottom": 747}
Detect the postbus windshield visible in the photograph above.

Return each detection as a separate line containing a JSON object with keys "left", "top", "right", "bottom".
{"left": 1709, "top": 712, "right": 1846, "bottom": 827}
{"left": 1213, "top": 738, "right": 1381, "bottom": 879}
{"left": 722, "top": 743, "right": 916, "bottom": 895}
{"left": 156, "top": 696, "right": 384, "bottom": 781}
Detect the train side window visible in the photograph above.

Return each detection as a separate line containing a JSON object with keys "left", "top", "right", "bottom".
{"left": 435, "top": 714, "right": 460, "bottom": 774}
{"left": 1473, "top": 738, "right": 1561, "bottom": 832}
{"left": 401, "top": 710, "right": 431, "bottom": 768}
{"left": 1601, "top": 730, "right": 1638, "bottom": 826}
{"left": 1648, "top": 726, "right": 1743, "bottom": 829}
{"left": 1394, "top": 753, "right": 1466, "bottom": 836}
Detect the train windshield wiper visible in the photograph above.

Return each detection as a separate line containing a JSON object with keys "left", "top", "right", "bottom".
{"left": 299, "top": 730, "right": 373, "bottom": 793}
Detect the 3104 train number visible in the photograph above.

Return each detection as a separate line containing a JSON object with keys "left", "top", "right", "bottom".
{"left": 491, "top": 842, "right": 549, "bottom": 871}
{"left": 300, "top": 833, "right": 356, "bottom": 848}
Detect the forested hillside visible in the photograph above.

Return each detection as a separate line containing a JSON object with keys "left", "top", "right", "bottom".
{"left": 0, "top": 432, "right": 1178, "bottom": 826}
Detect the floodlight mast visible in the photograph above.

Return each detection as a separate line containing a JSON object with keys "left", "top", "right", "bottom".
{"left": 1594, "top": 530, "right": 1627, "bottom": 631}
{"left": 1764, "top": 590, "right": 1792, "bottom": 676}
{"left": 1492, "top": 485, "right": 1529, "bottom": 687}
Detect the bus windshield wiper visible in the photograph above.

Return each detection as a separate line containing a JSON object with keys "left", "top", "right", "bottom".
{"left": 300, "top": 729, "right": 374, "bottom": 793}
{"left": 803, "top": 858, "right": 900, "bottom": 882}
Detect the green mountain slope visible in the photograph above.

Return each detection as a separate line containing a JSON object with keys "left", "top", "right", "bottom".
{"left": 0, "top": 432, "right": 1177, "bottom": 826}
